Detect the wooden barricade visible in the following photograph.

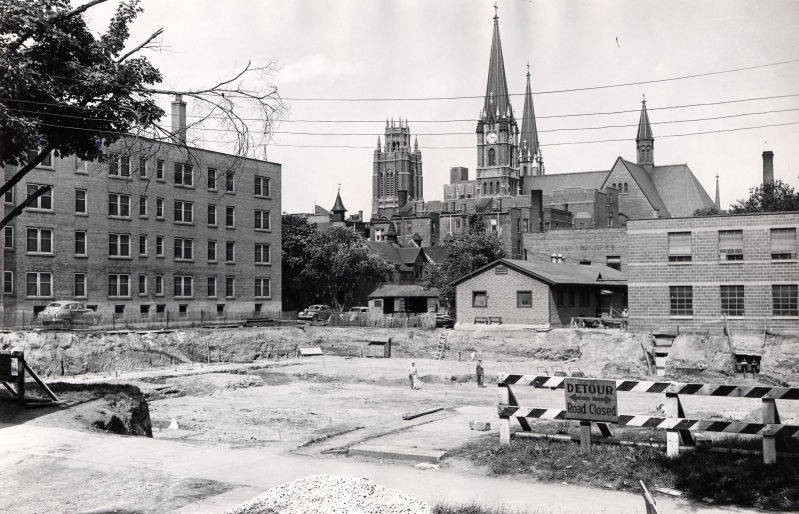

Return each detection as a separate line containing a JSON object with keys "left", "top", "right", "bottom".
{"left": 498, "top": 373, "right": 799, "bottom": 464}
{"left": 0, "top": 350, "right": 60, "bottom": 406}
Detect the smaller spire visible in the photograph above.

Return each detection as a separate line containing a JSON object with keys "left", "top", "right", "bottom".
{"left": 493, "top": 1, "right": 499, "bottom": 20}
{"left": 714, "top": 173, "right": 721, "bottom": 210}
{"left": 376, "top": 136, "right": 381, "bottom": 150}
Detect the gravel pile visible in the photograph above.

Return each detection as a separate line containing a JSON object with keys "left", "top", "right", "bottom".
{"left": 227, "top": 474, "right": 432, "bottom": 514}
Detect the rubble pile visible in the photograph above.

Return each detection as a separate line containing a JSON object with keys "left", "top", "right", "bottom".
{"left": 228, "top": 474, "right": 432, "bottom": 514}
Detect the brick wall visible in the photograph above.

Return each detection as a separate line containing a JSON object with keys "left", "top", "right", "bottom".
{"left": 455, "top": 264, "right": 550, "bottom": 324}
{"left": 523, "top": 227, "right": 628, "bottom": 270}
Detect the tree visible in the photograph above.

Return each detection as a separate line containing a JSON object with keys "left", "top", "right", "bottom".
{"left": 693, "top": 206, "right": 724, "bottom": 217}
{"left": 423, "top": 219, "right": 506, "bottom": 314}
{"left": 281, "top": 215, "right": 322, "bottom": 311}
{"left": 730, "top": 180, "right": 799, "bottom": 214}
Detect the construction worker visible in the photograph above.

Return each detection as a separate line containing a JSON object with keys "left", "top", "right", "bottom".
{"left": 476, "top": 360, "right": 485, "bottom": 388}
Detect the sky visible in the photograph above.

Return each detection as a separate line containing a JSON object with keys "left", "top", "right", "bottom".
{"left": 83, "top": 0, "right": 799, "bottom": 218}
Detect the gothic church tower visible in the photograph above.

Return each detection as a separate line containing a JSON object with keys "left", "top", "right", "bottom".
{"left": 519, "top": 65, "right": 543, "bottom": 180}
{"left": 372, "top": 118, "right": 423, "bottom": 219}
{"left": 636, "top": 96, "right": 654, "bottom": 166}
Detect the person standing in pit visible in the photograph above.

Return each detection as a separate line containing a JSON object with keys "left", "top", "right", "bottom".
{"left": 476, "top": 359, "right": 485, "bottom": 388}
{"left": 408, "top": 361, "right": 419, "bottom": 390}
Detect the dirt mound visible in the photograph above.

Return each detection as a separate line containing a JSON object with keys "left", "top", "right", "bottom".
{"left": 577, "top": 330, "right": 650, "bottom": 378}
{"left": 446, "top": 327, "right": 579, "bottom": 361}
{"left": 760, "top": 333, "right": 799, "bottom": 385}
{"left": 665, "top": 334, "right": 735, "bottom": 380}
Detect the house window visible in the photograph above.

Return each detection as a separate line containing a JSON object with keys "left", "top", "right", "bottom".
{"left": 108, "top": 233, "right": 131, "bottom": 257}
{"left": 75, "top": 189, "right": 87, "bottom": 213}
{"left": 174, "top": 162, "right": 193, "bottom": 186}
{"left": 254, "top": 176, "right": 270, "bottom": 197}
{"left": 108, "top": 274, "right": 130, "bottom": 298}
{"left": 208, "top": 240, "right": 217, "bottom": 262}
{"left": 770, "top": 228, "right": 796, "bottom": 260}
{"left": 225, "top": 171, "right": 235, "bottom": 192}
{"left": 74, "top": 231, "right": 87, "bottom": 256}
{"left": 207, "top": 204, "right": 217, "bottom": 226}
{"left": 207, "top": 168, "right": 217, "bottom": 190}
{"left": 772, "top": 285, "right": 798, "bottom": 317}
{"left": 139, "top": 195, "right": 148, "bottom": 217}
{"left": 138, "top": 234, "right": 148, "bottom": 256}
{"left": 108, "top": 193, "right": 130, "bottom": 217}
{"left": 155, "top": 275, "right": 163, "bottom": 296}
{"left": 255, "top": 243, "right": 270, "bottom": 264}
{"left": 517, "top": 291, "right": 532, "bottom": 308}
{"left": 156, "top": 159, "right": 164, "bottom": 180}
{"left": 108, "top": 154, "right": 130, "bottom": 177}
{"left": 173, "top": 237, "right": 193, "bottom": 261}
{"left": 174, "top": 200, "right": 193, "bottom": 223}
{"left": 156, "top": 235, "right": 164, "bottom": 257}
{"left": 138, "top": 274, "right": 147, "bottom": 296}
{"left": 4, "top": 271, "right": 14, "bottom": 295}
{"left": 26, "top": 272, "right": 52, "bottom": 297}
{"left": 207, "top": 276, "right": 217, "bottom": 298}
{"left": 718, "top": 230, "right": 743, "bottom": 261}
{"left": 254, "top": 209, "right": 270, "bottom": 230}
{"left": 27, "top": 183, "right": 52, "bottom": 210}
{"left": 138, "top": 157, "right": 147, "bottom": 177}
{"left": 668, "top": 232, "right": 692, "bottom": 262}
{"left": 225, "top": 241, "right": 235, "bottom": 263}
{"left": 255, "top": 278, "right": 270, "bottom": 298}
{"left": 74, "top": 273, "right": 86, "bottom": 298}
{"left": 174, "top": 275, "right": 193, "bottom": 298}
{"left": 26, "top": 227, "right": 52, "bottom": 254}
{"left": 472, "top": 291, "right": 487, "bottom": 308}
{"left": 669, "top": 286, "right": 693, "bottom": 317}
{"left": 226, "top": 206, "right": 235, "bottom": 228}
{"left": 225, "top": 276, "right": 235, "bottom": 298}
{"left": 4, "top": 226, "right": 13, "bottom": 249}
{"left": 720, "top": 285, "right": 745, "bottom": 317}
{"left": 606, "top": 256, "right": 621, "bottom": 271}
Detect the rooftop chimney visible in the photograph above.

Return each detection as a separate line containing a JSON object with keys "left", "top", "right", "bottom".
{"left": 762, "top": 151, "right": 774, "bottom": 185}
{"left": 171, "top": 95, "right": 187, "bottom": 144}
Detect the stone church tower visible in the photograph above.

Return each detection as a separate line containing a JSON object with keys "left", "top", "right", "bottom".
{"left": 372, "top": 118, "right": 423, "bottom": 219}
{"left": 519, "top": 65, "right": 544, "bottom": 182}
{"left": 636, "top": 96, "right": 654, "bottom": 166}
{"left": 475, "top": 7, "right": 520, "bottom": 197}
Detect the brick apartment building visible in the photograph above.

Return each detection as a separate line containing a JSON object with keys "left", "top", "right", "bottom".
{"left": 626, "top": 212, "right": 798, "bottom": 334}
{"left": 2, "top": 98, "right": 281, "bottom": 323}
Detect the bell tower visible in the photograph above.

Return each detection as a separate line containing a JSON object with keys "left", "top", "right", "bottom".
{"left": 636, "top": 95, "right": 654, "bottom": 167}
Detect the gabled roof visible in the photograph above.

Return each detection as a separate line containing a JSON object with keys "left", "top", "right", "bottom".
{"left": 519, "top": 68, "right": 540, "bottom": 160}
{"left": 648, "top": 164, "right": 715, "bottom": 217}
{"left": 450, "top": 258, "right": 627, "bottom": 288}
{"left": 365, "top": 241, "right": 401, "bottom": 264}
{"left": 618, "top": 158, "right": 671, "bottom": 217}
{"left": 369, "top": 284, "right": 439, "bottom": 299}
{"left": 483, "top": 10, "right": 512, "bottom": 120}
{"left": 423, "top": 246, "right": 449, "bottom": 263}
{"left": 314, "top": 205, "right": 330, "bottom": 216}
{"left": 397, "top": 247, "right": 422, "bottom": 265}
{"left": 636, "top": 98, "right": 653, "bottom": 141}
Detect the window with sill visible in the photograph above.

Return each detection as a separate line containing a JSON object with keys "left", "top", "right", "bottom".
{"left": 225, "top": 241, "right": 235, "bottom": 263}
{"left": 174, "top": 275, "right": 193, "bottom": 298}
{"left": 4, "top": 271, "right": 14, "bottom": 295}
{"left": 27, "top": 149, "right": 53, "bottom": 168}
{"left": 255, "top": 278, "right": 270, "bottom": 298}
{"left": 108, "top": 274, "right": 130, "bottom": 298}
{"left": 255, "top": 243, "right": 270, "bottom": 264}
{"left": 4, "top": 226, "right": 13, "bottom": 249}
{"left": 27, "top": 183, "right": 53, "bottom": 210}
{"left": 74, "top": 273, "right": 86, "bottom": 298}
{"left": 156, "top": 198, "right": 164, "bottom": 219}
{"left": 720, "top": 285, "right": 745, "bottom": 317}
{"left": 139, "top": 195, "right": 148, "bottom": 217}
{"left": 174, "top": 200, "right": 193, "bottom": 223}
{"left": 155, "top": 235, "right": 164, "bottom": 257}
{"left": 26, "top": 272, "right": 52, "bottom": 297}
{"left": 108, "top": 233, "right": 131, "bottom": 257}
{"left": 174, "top": 238, "right": 193, "bottom": 260}
{"left": 668, "top": 232, "right": 692, "bottom": 262}
{"left": 669, "top": 285, "right": 693, "bottom": 316}
{"left": 156, "top": 159, "right": 164, "bottom": 180}
{"left": 174, "top": 162, "right": 193, "bottom": 186}
{"left": 208, "top": 204, "right": 217, "bottom": 226}
{"left": 718, "top": 230, "right": 743, "bottom": 261}
{"left": 225, "top": 171, "right": 235, "bottom": 193}
{"left": 139, "top": 234, "right": 148, "bottom": 256}
{"left": 208, "top": 240, "right": 217, "bottom": 262}
{"left": 472, "top": 291, "right": 487, "bottom": 308}
{"left": 225, "top": 276, "right": 235, "bottom": 298}
{"left": 138, "top": 274, "right": 147, "bottom": 295}
{"left": 75, "top": 189, "right": 87, "bottom": 214}
{"left": 26, "top": 227, "right": 52, "bottom": 253}
{"left": 254, "top": 176, "right": 270, "bottom": 197}
{"left": 770, "top": 228, "right": 796, "bottom": 260}
{"left": 5, "top": 187, "right": 13, "bottom": 204}
{"left": 108, "top": 154, "right": 131, "bottom": 177}
{"left": 138, "top": 157, "right": 147, "bottom": 178}
{"left": 155, "top": 275, "right": 163, "bottom": 295}
{"left": 74, "top": 231, "right": 87, "bottom": 256}
{"left": 207, "top": 168, "right": 217, "bottom": 190}
{"left": 108, "top": 193, "right": 130, "bottom": 217}
{"left": 254, "top": 209, "right": 270, "bottom": 230}
{"left": 225, "top": 206, "right": 235, "bottom": 228}
{"left": 772, "top": 284, "right": 798, "bottom": 317}
{"left": 517, "top": 291, "right": 532, "bottom": 308}
{"left": 207, "top": 276, "right": 217, "bottom": 298}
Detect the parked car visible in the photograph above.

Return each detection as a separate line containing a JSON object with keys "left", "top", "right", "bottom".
{"left": 347, "top": 306, "right": 369, "bottom": 321}
{"left": 297, "top": 304, "right": 334, "bottom": 322}
{"left": 39, "top": 301, "right": 100, "bottom": 327}
{"left": 435, "top": 313, "right": 455, "bottom": 328}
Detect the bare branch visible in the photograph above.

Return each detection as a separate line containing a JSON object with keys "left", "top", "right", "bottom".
{"left": 54, "top": 0, "right": 113, "bottom": 22}
{"left": 118, "top": 27, "right": 164, "bottom": 63}
{"left": 0, "top": 144, "right": 55, "bottom": 202}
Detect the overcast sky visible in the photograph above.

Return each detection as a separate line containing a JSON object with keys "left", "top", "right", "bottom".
{"left": 85, "top": 0, "right": 799, "bottom": 217}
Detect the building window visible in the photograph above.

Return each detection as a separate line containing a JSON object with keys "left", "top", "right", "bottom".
{"left": 174, "top": 275, "right": 193, "bottom": 298}
{"left": 108, "top": 274, "right": 130, "bottom": 298}
{"left": 669, "top": 286, "right": 693, "bottom": 317}
{"left": 225, "top": 206, "right": 235, "bottom": 228}
{"left": 26, "top": 227, "right": 53, "bottom": 254}
{"left": 4, "top": 226, "right": 13, "bottom": 249}
{"left": 255, "top": 176, "right": 270, "bottom": 197}
{"left": 606, "top": 256, "right": 621, "bottom": 271}
{"left": 623, "top": 182, "right": 628, "bottom": 193}
{"left": 75, "top": 189, "right": 87, "bottom": 214}
{"left": 225, "top": 241, "right": 235, "bottom": 263}
{"left": 668, "top": 232, "right": 692, "bottom": 262}
{"left": 517, "top": 291, "right": 532, "bottom": 308}
{"left": 138, "top": 195, "right": 147, "bottom": 217}
{"left": 225, "top": 171, "right": 235, "bottom": 193}
{"left": 4, "top": 186, "right": 13, "bottom": 204}
{"left": 718, "top": 230, "right": 743, "bottom": 261}
{"left": 138, "top": 234, "right": 148, "bottom": 256}
{"left": 208, "top": 240, "right": 217, "bottom": 262}
{"left": 155, "top": 197, "right": 164, "bottom": 219}
{"left": 140, "top": 305, "right": 150, "bottom": 316}
{"left": 178, "top": 304, "right": 188, "bottom": 318}
{"left": 4, "top": 271, "right": 14, "bottom": 295}
{"left": 720, "top": 285, "right": 745, "bottom": 317}
{"left": 254, "top": 209, "right": 270, "bottom": 230}
{"left": 488, "top": 148, "right": 496, "bottom": 166}
{"left": 138, "top": 157, "right": 147, "bottom": 178}
{"left": 114, "top": 305, "right": 125, "bottom": 315}
{"left": 156, "top": 235, "right": 164, "bottom": 257}
{"left": 772, "top": 285, "right": 798, "bottom": 317}
{"left": 207, "top": 204, "right": 217, "bottom": 226}
{"left": 255, "top": 278, "right": 270, "bottom": 298}
{"left": 156, "top": 159, "right": 164, "bottom": 180}
{"left": 255, "top": 243, "right": 270, "bottom": 264}
{"left": 770, "top": 228, "right": 796, "bottom": 260}
{"left": 108, "top": 193, "right": 131, "bottom": 217}
{"left": 155, "top": 275, "right": 163, "bottom": 296}
{"left": 174, "top": 162, "right": 193, "bottom": 186}
{"left": 225, "top": 276, "right": 235, "bottom": 298}
{"left": 472, "top": 291, "right": 487, "bottom": 308}
{"left": 108, "top": 233, "right": 131, "bottom": 257}
{"left": 74, "top": 273, "right": 86, "bottom": 298}
{"left": 173, "top": 237, "right": 194, "bottom": 261}
{"left": 207, "top": 168, "right": 217, "bottom": 190}
{"left": 207, "top": 276, "right": 217, "bottom": 298}
{"left": 26, "top": 272, "right": 52, "bottom": 298}
{"left": 174, "top": 200, "right": 194, "bottom": 223}
{"left": 108, "top": 154, "right": 131, "bottom": 177}
{"left": 27, "top": 183, "right": 53, "bottom": 210}
{"left": 490, "top": 218, "right": 498, "bottom": 232}
{"left": 138, "top": 274, "right": 147, "bottom": 296}
{"left": 74, "top": 231, "right": 87, "bottom": 256}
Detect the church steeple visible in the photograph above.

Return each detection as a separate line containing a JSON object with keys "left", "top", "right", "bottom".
{"left": 483, "top": 4, "right": 512, "bottom": 122}
{"left": 714, "top": 174, "right": 721, "bottom": 210}
{"left": 331, "top": 188, "right": 347, "bottom": 223}
{"left": 519, "top": 64, "right": 542, "bottom": 176}
{"left": 636, "top": 95, "right": 654, "bottom": 166}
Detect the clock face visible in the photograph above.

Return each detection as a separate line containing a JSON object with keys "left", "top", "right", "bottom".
{"left": 486, "top": 132, "right": 498, "bottom": 144}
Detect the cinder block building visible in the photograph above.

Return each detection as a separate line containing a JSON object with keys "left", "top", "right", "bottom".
{"left": 2, "top": 97, "right": 281, "bottom": 323}
{"left": 627, "top": 212, "right": 799, "bottom": 334}
{"left": 523, "top": 227, "right": 628, "bottom": 270}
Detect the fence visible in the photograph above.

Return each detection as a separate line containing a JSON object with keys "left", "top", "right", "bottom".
{"left": 498, "top": 373, "right": 799, "bottom": 463}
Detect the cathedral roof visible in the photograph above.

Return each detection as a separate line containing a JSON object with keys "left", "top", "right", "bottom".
{"left": 519, "top": 67, "right": 540, "bottom": 160}
{"left": 636, "top": 97, "right": 653, "bottom": 142}
{"left": 331, "top": 190, "right": 347, "bottom": 213}
{"left": 483, "top": 9, "right": 513, "bottom": 120}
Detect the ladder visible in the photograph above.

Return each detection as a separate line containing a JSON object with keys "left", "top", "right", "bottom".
{"left": 434, "top": 331, "right": 449, "bottom": 360}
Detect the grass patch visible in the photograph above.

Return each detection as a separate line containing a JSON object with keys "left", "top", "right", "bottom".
{"left": 433, "top": 503, "right": 544, "bottom": 514}
{"left": 451, "top": 436, "right": 799, "bottom": 511}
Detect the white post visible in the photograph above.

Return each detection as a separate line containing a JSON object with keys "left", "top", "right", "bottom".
{"left": 580, "top": 421, "right": 591, "bottom": 455}
{"left": 665, "top": 393, "right": 680, "bottom": 459}
{"left": 762, "top": 398, "right": 778, "bottom": 464}
{"left": 499, "top": 385, "right": 511, "bottom": 445}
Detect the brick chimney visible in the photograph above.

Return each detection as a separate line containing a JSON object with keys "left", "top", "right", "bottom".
{"left": 530, "top": 189, "right": 544, "bottom": 232}
{"left": 171, "top": 94, "right": 187, "bottom": 144}
{"left": 762, "top": 151, "right": 774, "bottom": 185}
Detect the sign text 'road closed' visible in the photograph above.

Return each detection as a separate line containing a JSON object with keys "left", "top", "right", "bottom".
{"left": 564, "top": 377, "right": 619, "bottom": 422}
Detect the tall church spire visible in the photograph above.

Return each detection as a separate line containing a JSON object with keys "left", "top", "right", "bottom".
{"left": 519, "top": 64, "right": 540, "bottom": 165}
{"left": 483, "top": 4, "right": 512, "bottom": 121}
{"left": 636, "top": 95, "right": 654, "bottom": 166}
{"left": 714, "top": 173, "right": 721, "bottom": 210}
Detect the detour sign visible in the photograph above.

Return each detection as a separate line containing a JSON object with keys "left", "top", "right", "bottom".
{"left": 564, "top": 377, "right": 618, "bottom": 422}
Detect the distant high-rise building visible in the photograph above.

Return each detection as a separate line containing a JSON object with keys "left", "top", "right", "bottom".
{"left": 372, "top": 118, "right": 423, "bottom": 219}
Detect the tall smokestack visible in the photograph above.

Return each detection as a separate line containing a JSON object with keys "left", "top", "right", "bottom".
{"left": 530, "top": 189, "right": 544, "bottom": 233}
{"left": 171, "top": 94, "right": 187, "bottom": 144}
{"left": 762, "top": 151, "right": 774, "bottom": 185}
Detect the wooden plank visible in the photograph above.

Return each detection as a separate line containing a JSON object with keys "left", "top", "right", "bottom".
{"left": 499, "top": 385, "right": 512, "bottom": 445}
{"left": 639, "top": 480, "right": 659, "bottom": 514}
{"left": 763, "top": 398, "right": 778, "bottom": 464}
{"left": 579, "top": 421, "right": 592, "bottom": 455}
{"left": 401, "top": 407, "right": 444, "bottom": 420}
{"left": 23, "top": 362, "right": 59, "bottom": 401}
